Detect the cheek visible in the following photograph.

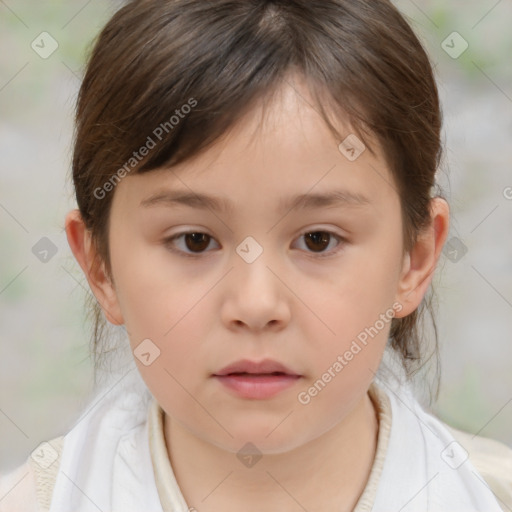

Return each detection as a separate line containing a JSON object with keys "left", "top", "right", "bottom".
{"left": 296, "top": 243, "right": 401, "bottom": 382}
{"left": 310, "top": 253, "right": 400, "bottom": 336}
{"left": 294, "top": 278, "right": 391, "bottom": 420}
{"left": 335, "top": 233, "right": 403, "bottom": 315}
{"left": 111, "top": 241, "right": 198, "bottom": 335}
{"left": 109, "top": 245, "right": 217, "bottom": 394}
{"left": 124, "top": 300, "right": 210, "bottom": 421}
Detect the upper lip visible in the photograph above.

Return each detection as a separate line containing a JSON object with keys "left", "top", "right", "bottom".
{"left": 213, "top": 359, "right": 300, "bottom": 376}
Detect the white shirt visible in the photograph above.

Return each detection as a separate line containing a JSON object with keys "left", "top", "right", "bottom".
{"left": 1, "top": 379, "right": 511, "bottom": 511}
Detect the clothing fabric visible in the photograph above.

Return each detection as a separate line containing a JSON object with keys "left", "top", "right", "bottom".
{"left": 146, "top": 378, "right": 392, "bottom": 511}
{"left": 371, "top": 380, "right": 505, "bottom": 511}
{"left": 48, "top": 369, "right": 162, "bottom": 512}
{"left": 1, "top": 367, "right": 511, "bottom": 511}
{"left": 147, "top": 379, "right": 512, "bottom": 512}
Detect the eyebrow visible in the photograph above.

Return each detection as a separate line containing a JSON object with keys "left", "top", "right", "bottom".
{"left": 139, "top": 188, "right": 371, "bottom": 214}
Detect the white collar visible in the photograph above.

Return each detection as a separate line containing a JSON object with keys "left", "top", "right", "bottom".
{"left": 48, "top": 366, "right": 502, "bottom": 512}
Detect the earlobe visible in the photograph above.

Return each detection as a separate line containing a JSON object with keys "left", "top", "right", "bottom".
{"left": 64, "top": 209, "right": 124, "bottom": 326}
{"left": 394, "top": 197, "right": 450, "bottom": 318}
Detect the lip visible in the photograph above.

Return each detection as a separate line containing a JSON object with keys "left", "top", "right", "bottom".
{"left": 213, "top": 358, "right": 300, "bottom": 377}
{"left": 212, "top": 359, "right": 302, "bottom": 400}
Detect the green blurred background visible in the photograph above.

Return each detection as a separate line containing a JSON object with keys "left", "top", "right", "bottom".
{"left": 1, "top": 0, "right": 511, "bottom": 471}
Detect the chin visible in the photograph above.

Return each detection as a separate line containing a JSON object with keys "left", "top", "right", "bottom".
{"left": 206, "top": 424, "right": 313, "bottom": 457}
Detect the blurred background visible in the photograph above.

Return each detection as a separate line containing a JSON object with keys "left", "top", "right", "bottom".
{"left": 1, "top": 0, "right": 511, "bottom": 472}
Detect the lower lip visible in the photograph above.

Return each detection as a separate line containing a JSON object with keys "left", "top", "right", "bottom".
{"left": 213, "top": 374, "right": 301, "bottom": 399}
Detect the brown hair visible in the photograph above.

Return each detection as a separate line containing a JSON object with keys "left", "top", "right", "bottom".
{"left": 70, "top": 0, "right": 446, "bottom": 395}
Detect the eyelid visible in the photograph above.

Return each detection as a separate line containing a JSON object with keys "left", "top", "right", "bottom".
{"left": 163, "top": 229, "right": 219, "bottom": 259}
{"left": 163, "top": 227, "right": 347, "bottom": 259}
{"left": 294, "top": 228, "right": 346, "bottom": 259}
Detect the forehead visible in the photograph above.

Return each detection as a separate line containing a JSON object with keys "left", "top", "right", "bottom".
{"left": 113, "top": 77, "right": 399, "bottom": 217}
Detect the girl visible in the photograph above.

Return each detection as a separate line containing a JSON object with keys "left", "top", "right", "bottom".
{"left": 1, "top": 0, "right": 511, "bottom": 510}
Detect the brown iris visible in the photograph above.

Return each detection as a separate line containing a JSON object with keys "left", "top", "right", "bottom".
{"left": 304, "top": 231, "right": 331, "bottom": 252}
{"left": 184, "top": 233, "right": 211, "bottom": 252}
{"left": 181, "top": 231, "right": 332, "bottom": 254}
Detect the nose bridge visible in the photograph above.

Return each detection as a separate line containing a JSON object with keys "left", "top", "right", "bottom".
{"left": 221, "top": 235, "right": 291, "bottom": 330}
{"left": 235, "top": 234, "right": 267, "bottom": 266}
{"left": 233, "top": 235, "right": 276, "bottom": 292}
{"left": 233, "top": 230, "right": 291, "bottom": 289}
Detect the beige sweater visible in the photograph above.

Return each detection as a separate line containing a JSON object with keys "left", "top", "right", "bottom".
{"left": 1, "top": 384, "right": 511, "bottom": 511}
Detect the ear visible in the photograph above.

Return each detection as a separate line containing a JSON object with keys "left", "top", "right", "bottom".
{"left": 394, "top": 197, "right": 450, "bottom": 318}
{"left": 65, "top": 209, "right": 124, "bottom": 326}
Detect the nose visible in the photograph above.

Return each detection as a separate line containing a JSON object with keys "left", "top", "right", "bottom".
{"left": 220, "top": 253, "right": 291, "bottom": 332}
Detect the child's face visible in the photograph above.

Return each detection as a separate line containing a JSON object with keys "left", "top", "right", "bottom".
{"left": 96, "top": 78, "right": 415, "bottom": 453}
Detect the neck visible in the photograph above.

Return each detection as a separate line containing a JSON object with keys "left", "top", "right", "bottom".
{"left": 164, "top": 389, "right": 380, "bottom": 512}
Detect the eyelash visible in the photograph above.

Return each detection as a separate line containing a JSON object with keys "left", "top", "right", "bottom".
{"left": 162, "top": 229, "right": 346, "bottom": 259}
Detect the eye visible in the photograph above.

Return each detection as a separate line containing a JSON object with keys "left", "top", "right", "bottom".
{"left": 163, "top": 231, "right": 219, "bottom": 258}
{"left": 163, "top": 229, "right": 346, "bottom": 258}
{"left": 294, "top": 230, "right": 345, "bottom": 258}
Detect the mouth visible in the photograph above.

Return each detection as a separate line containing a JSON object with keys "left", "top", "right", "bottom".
{"left": 212, "top": 359, "right": 302, "bottom": 399}
{"left": 213, "top": 358, "right": 301, "bottom": 377}
{"left": 219, "top": 371, "right": 291, "bottom": 377}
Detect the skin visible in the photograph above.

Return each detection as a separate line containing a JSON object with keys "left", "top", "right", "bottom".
{"left": 66, "top": 75, "right": 450, "bottom": 511}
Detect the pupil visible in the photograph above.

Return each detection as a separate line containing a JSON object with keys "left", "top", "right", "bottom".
{"left": 183, "top": 232, "right": 330, "bottom": 253}
{"left": 305, "top": 232, "right": 329, "bottom": 252}
{"left": 185, "top": 233, "right": 209, "bottom": 252}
